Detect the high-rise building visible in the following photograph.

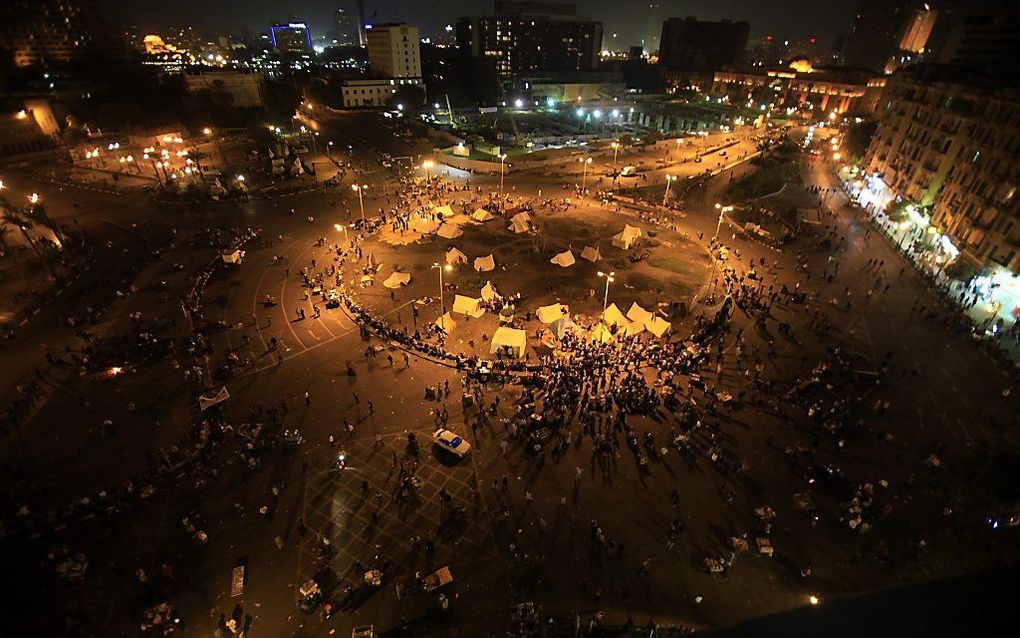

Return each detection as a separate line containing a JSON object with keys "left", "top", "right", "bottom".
{"left": 456, "top": 2, "right": 603, "bottom": 81}
{"left": 861, "top": 66, "right": 1020, "bottom": 272}
{"left": 658, "top": 17, "right": 750, "bottom": 73}
{"left": 925, "top": 2, "right": 1020, "bottom": 75}
{"left": 841, "top": 0, "right": 930, "bottom": 72}
{"left": 334, "top": 7, "right": 358, "bottom": 47}
{"left": 643, "top": 3, "right": 661, "bottom": 55}
{"left": 0, "top": 0, "right": 100, "bottom": 67}
{"left": 269, "top": 22, "right": 312, "bottom": 55}
{"left": 366, "top": 23, "right": 421, "bottom": 78}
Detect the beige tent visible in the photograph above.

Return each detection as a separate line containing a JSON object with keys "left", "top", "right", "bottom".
{"left": 480, "top": 281, "right": 500, "bottom": 302}
{"left": 434, "top": 205, "right": 455, "bottom": 218}
{"left": 550, "top": 250, "right": 576, "bottom": 268}
{"left": 471, "top": 208, "right": 495, "bottom": 222}
{"left": 602, "top": 303, "right": 627, "bottom": 327}
{"left": 589, "top": 323, "right": 615, "bottom": 343}
{"left": 550, "top": 316, "right": 577, "bottom": 339}
{"left": 446, "top": 247, "right": 468, "bottom": 266}
{"left": 509, "top": 212, "right": 532, "bottom": 234}
{"left": 626, "top": 302, "right": 654, "bottom": 326}
{"left": 382, "top": 271, "right": 411, "bottom": 289}
{"left": 646, "top": 315, "right": 672, "bottom": 337}
{"left": 410, "top": 217, "right": 440, "bottom": 234}
{"left": 580, "top": 246, "right": 601, "bottom": 262}
{"left": 437, "top": 224, "right": 464, "bottom": 239}
{"left": 612, "top": 224, "right": 643, "bottom": 249}
{"left": 537, "top": 303, "right": 569, "bottom": 324}
{"left": 434, "top": 312, "right": 457, "bottom": 332}
{"left": 474, "top": 254, "right": 496, "bottom": 272}
{"left": 446, "top": 214, "right": 471, "bottom": 226}
{"left": 452, "top": 295, "right": 485, "bottom": 318}
{"left": 490, "top": 326, "right": 527, "bottom": 357}
{"left": 620, "top": 320, "right": 645, "bottom": 337}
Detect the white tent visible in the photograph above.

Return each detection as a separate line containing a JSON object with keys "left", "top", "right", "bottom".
{"left": 434, "top": 312, "right": 457, "bottom": 332}
{"left": 646, "top": 315, "right": 672, "bottom": 337}
{"left": 509, "top": 212, "right": 533, "bottom": 234}
{"left": 537, "top": 303, "right": 569, "bottom": 324}
{"left": 550, "top": 316, "right": 577, "bottom": 339}
{"left": 446, "top": 247, "right": 468, "bottom": 266}
{"left": 580, "top": 246, "right": 601, "bottom": 262}
{"left": 452, "top": 295, "right": 485, "bottom": 318}
{"left": 602, "top": 303, "right": 627, "bottom": 327}
{"left": 220, "top": 249, "right": 245, "bottom": 264}
{"left": 480, "top": 281, "right": 501, "bottom": 302}
{"left": 626, "top": 302, "right": 654, "bottom": 326}
{"left": 550, "top": 250, "right": 576, "bottom": 268}
{"left": 437, "top": 224, "right": 464, "bottom": 239}
{"left": 446, "top": 214, "right": 471, "bottom": 226}
{"left": 474, "top": 254, "right": 496, "bottom": 272}
{"left": 471, "top": 208, "right": 495, "bottom": 222}
{"left": 410, "top": 217, "right": 440, "bottom": 234}
{"left": 434, "top": 205, "right": 455, "bottom": 218}
{"left": 612, "top": 224, "right": 643, "bottom": 249}
{"left": 620, "top": 320, "right": 645, "bottom": 337}
{"left": 490, "top": 326, "right": 527, "bottom": 357}
{"left": 382, "top": 271, "right": 412, "bottom": 289}
{"left": 589, "top": 323, "right": 615, "bottom": 343}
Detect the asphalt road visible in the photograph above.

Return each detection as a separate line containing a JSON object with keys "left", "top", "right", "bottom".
{"left": 1, "top": 116, "right": 1018, "bottom": 637}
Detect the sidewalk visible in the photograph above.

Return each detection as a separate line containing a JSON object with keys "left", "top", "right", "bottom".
{"left": 814, "top": 161, "right": 1020, "bottom": 366}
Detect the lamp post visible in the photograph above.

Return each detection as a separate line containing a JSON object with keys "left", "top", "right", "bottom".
{"left": 422, "top": 159, "right": 434, "bottom": 182}
{"left": 579, "top": 157, "right": 592, "bottom": 192}
{"left": 327, "top": 140, "right": 334, "bottom": 159}
{"left": 352, "top": 183, "right": 368, "bottom": 225}
{"left": 713, "top": 202, "right": 733, "bottom": 241}
{"left": 498, "top": 153, "right": 507, "bottom": 199}
{"left": 334, "top": 223, "right": 349, "bottom": 246}
{"left": 663, "top": 174, "right": 677, "bottom": 206}
{"left": 611, "top": 142, "right": 620, "bottom": 173}
{"left": 598, "top": 270, "right": 615, "bottom": 310}
{"left": 433, "top": 262, "right": 452, "bottom": 312}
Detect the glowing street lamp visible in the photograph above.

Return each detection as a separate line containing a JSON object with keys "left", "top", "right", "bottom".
{"left": 497, "top": 153, "right": 508, "bottom": 198}
{"left": 202, "top": 127, "right": 213, "bottom": 135}
{"left": 663, "top": 174, "right": 677, "bottom": 205}
{"left": 28, "top": 193, "right": 40, "bottom": 205}
{"left": 713, "top": 202, "right": 734, "bottom": 240}
{"left": 597, "top": 270, "right": 615, "bottom": 310}
{"left": 578, "top": 156, "right": 592, "bottom": 192}
{"left": 421, "top": 159, "right": 435, "bottom": 182}
{"left": 610, "top": 142, "right": 620, "bottom": 174}
{"left": 432, "top": 262, "right": 453, "bottom": 312}
{"left": 352, "top": 183, "right": 368, "bottom": 224}
{"left": 334, "top": 223, "right": 349, "bottom": 245}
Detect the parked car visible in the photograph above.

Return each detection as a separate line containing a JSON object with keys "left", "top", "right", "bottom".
{"left": 432, "top": 428, "right": 471, "bottom": 457}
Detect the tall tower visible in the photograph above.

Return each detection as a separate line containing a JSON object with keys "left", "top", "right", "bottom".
{"left": 643, "top": 3, "right": 662, "bottom": 55}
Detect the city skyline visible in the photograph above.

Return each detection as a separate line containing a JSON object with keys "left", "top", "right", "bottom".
{"left": 102, "top": 0, "right": 860, "bottom": 51}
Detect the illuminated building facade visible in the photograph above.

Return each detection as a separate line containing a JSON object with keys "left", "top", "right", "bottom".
{"left": 456, "top": 2, "right": 602, "bottom": 81}
{"left": 0, "top": 0, "right": 98, "bottom": 67}
{"left": 862, "top": 67, "right": 1020, "bottom": 272}
{"left": 269, "top": 22, "right": 313, "bottom": 55}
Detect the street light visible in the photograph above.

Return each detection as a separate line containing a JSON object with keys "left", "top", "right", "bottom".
{"left": 422, "top": 159, "right": 434, "bottom": 182}
{"left": 327, "top": 140, "right": 334, "bottom": 159}
{"left": 28, "top": 193, "right": 40, "bottom": 205}
{"left": 432, "top": 262, "right": 452, "bottom": 312}
{"left": 663, "top": 174, "right": 677, "bottom": 205}
{"left": 352, "top": 183, "right": 368, "bottom": 224}
{"left": 334, "top": 223, "right": 349, "bottom": 245}
{"left": 597, "top": 271, "right": 615, "bottom": 310}
{"left": 497, "top": 153, "right": 508, "bottom": 199}
{"left": 610, "top": 142, "right": 620, "bottom": 174}
{"left": 578, "top": 156, "right": 592, "bottom": 192}
{"left": 713, "top": 202, "right": 734, "bottom": 240}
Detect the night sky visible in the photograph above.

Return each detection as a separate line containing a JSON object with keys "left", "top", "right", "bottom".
{"left": 104, "top": 0, "right": 859, "bottom": 50}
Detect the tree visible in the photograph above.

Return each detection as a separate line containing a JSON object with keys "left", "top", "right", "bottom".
{"left": 1, "top": 211, "right": 55, "bottom": 278}
{"left": 844, "top": 121, "right": 878, "bottom": 163}
{"left": 387, "top": 84, "right": 426, "bottom": 110}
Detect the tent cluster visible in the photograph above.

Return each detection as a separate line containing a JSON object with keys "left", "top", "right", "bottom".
{"left": 597, "top": 302, "right": 672, "bottom": 339}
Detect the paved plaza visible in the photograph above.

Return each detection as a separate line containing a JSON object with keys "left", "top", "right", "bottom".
{"left": 1, "top": 115, "right": 1018, "bottom": 638}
